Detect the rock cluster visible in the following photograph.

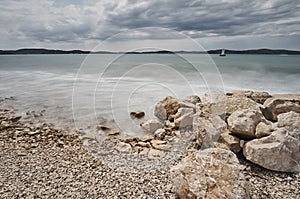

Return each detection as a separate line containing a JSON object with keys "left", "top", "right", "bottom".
{"left": 1, "top": 90, "right": 299, "bottom": 198}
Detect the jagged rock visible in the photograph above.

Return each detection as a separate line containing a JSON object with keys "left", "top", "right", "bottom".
{"left": 262, "top": 94, "right": 300, "bottom": 121}
{"left": 193, "top": 113, "right": 227, "bottom": 149}
{"left": 255, "top": 122, "right": 272, "bottom": 138}
{"left": 170, "top": 148, "right": 248, "bottom": 199}
{"left": 219, "top": 131, "right": 241, "bottom": 153}
{"left": 228, "top": 109, "right": 263, "bottom": 139}
{"left": 154, "top": 128, "right": 166, "bottom": 140}
{"left": 244, "top": 111, "right": 300, "bottom": 172}
{"left": 130, "top": 111, "right": 145, "bottom": 119}
{"left": 140, "top": 120, "right": 163, "bottom": 133}
{"left": 227, "top": 90, "right": 272, "bottom": 104}
{"left": 175, "top": 108, "right": 194, "bottom": 118}
{"left": 154, "top": 96, "right": 181, "bottom": 120}
{"left": 182, "top": 95, "right": 201, "bottom": 105}
{"left": 277, "top": 111, "right": 300, "bottom": 140}
{"left": 115, "top": 142, "right": 132, "bottom": 153}
{"left": 174, "top": 108, "right": 194, "bottom": 128}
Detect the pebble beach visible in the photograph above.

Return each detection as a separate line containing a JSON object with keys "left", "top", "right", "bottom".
{"left": 1, "top": 94, "right": 299, "bottom": 198}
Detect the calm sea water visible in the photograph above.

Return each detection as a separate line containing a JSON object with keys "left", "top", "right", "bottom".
{"left": 0, "top": 54, "right": 299, "bottom": 135}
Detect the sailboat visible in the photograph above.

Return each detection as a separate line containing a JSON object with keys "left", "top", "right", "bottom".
{"left": 220, "top": 48, "right": 226, "bottom": 56}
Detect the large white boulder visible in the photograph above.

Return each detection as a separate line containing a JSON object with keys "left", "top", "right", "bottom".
{"left": 170, "top": 148, "right": 248, "bottom": 199}
{"left": 140, "top": 120, "right": 163, "bottom": 133}
{"left": 244, "top": 111, "right": 300, "bottom": 172}
{"left": 228, "top": 109, "right": 263, "bottom": 139}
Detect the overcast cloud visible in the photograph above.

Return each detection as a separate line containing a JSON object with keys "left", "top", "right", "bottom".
{"left": 0, "top": 0, "right": 299, "bottom": 50}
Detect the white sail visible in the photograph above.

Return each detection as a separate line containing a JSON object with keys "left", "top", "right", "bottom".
{"left": 220, "top": 48, "right": 226, "bottom": 56}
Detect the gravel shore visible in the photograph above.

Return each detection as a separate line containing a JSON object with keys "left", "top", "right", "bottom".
{"left": 0, "top": 104, "right": 299, "bottom": 198}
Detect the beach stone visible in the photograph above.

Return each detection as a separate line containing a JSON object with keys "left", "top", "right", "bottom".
{"left": 170, "top": 148, "right": 248, "bottom": 199}
{"left": 136, "top": 141, "right": 151, "bottom": 148}
{"left": 182, "top": 95, "right": 201, "bottom": 105}
{"left": 130, "top": 111, "right": 145, "bottom": 119}
{"left": 175, "top": 108, "right": 194, "bottom": 118}
{"left": 97, "top": 125, "right": 110, "bottom": 131}
{"left": 140, "top": 120, "right": 163, "bottom": 133}
{"left": 193, "top": 113, "right": 227, "bottom": 149}
{"left": 115, "top": 142, "right": 132, "bottom": 153}
{"left": 150, "top": 140, "right": 167, "bottom": 150}
{"left": 154, "top": 96, "right": 181, "bottom": 120}
{"left": 262, "top": 94, "right": 300, "bottom": 121}
{"left": 174, "top": 108, "right": 194, "bottom": 128}
{"left": 219, "top": 131, "right": 241, "bottom": 153}
{"left": 228, "top": 109, "right": 263, "bottom": 139}
{"left": 153, "top": 128, "right": 166, "bottom": 140}
{"left": 255, "top": 122, "right": 272, "bottom": 138}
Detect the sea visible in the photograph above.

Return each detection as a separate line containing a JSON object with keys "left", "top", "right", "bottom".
{"left": 0, "top": 53, "right": 299, "bottom": 136}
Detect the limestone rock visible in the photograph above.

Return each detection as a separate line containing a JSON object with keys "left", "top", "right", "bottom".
{"left": 226, "top": 96, "right": 261, "bottom": 115}
{"left": 130, "top": 111, "right": 145, "bottom": 119}
{"left": 170, "top": 148, "right": 248, "bottom": 199}
{"left": 154, "top": 96, "right": 181, "bottom": 120}
{"left": 150, "top": 140, "right": 167, "bottom": 150}
{"left": 277, "top": 111, "right": 300, "bottom": 140}
{"left": 262, "top": 94, "right": 300, "bottom": 121}
{"left": 182, "top": 95, "right": 201, "bottom": 105}
{"left": 115, "top": 142, "right": 132, "bottom": 153}
{"left": 228, "top": 109, "right": 263, "bottom": 139}
{"left": 174, "top": 113, "right": 194, "bottom": 129}
{"left": 255, "top": 122, "right": 272, "bottom": 138}
{"left": 193, "top": 114, "right": 227, "bottom": 149}
{"left": 219, "top": 131, "right": 241, "bottom": 153}
{"left": 153, "top": 128, "right": 166, "bottom": 140}
{"left": 140, "top": 120, "right": 163, "bottom": 133}
{"left": 201, "top": 91, "right": 226, "bottom": 116}
{"left": 244, "top": 128, "right": 300, "bottom": 172}
{"left": 244, "top": 111, "right": 300, "bottom": 172}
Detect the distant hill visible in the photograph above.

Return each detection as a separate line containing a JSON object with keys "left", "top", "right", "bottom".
{"left": 0, "top": 49, "right": 90, "bottom": 55}
{"left": 0, "top": 48, "right": 300, "bottom": 55}
{"left": 207, "top": 49, "right": 300, "bottom": 55}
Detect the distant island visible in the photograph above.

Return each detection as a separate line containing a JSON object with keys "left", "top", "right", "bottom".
{"left": 1, "top": 48, "right": 300, "bottom": 55}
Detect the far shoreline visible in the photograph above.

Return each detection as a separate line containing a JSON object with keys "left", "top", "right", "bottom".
{"left": 1, "top": 48, "right": 300, "bottom": 55}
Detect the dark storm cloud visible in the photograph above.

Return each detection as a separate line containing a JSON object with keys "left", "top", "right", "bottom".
{"left": 0, "top": 0, "right": 299, "bottom": 49}
{"left": 105, "top": 0, "right": 300, "bottom": 38}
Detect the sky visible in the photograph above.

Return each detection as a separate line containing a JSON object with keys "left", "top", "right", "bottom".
{"left": 0, "top": 0, "right": 299, "bottom": 51}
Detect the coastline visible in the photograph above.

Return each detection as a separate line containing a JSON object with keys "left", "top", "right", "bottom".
{"left": 0, "top": 92, "right": 299, "bottom": 198}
